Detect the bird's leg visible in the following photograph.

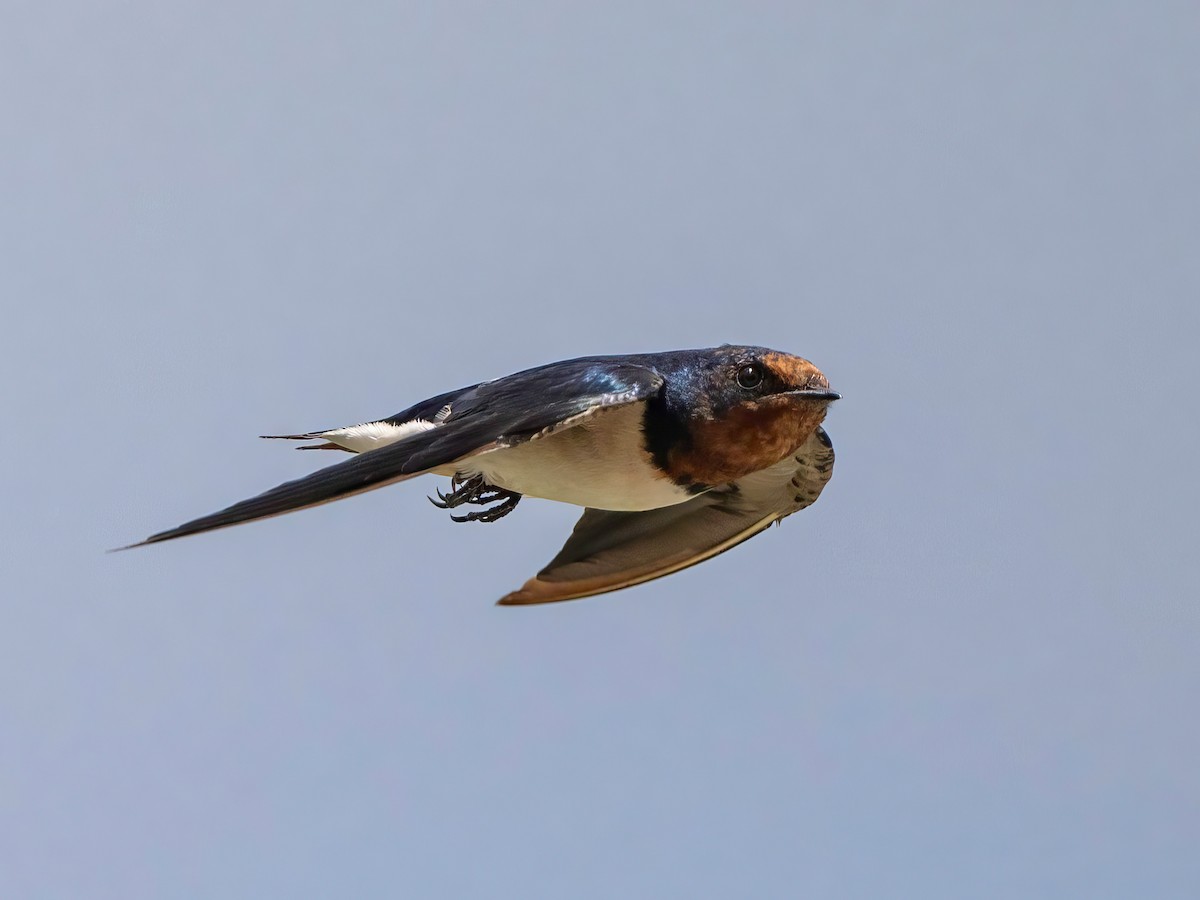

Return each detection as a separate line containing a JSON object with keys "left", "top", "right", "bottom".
{"left": 428, "top": 474, "right": 523, "bottom": 523}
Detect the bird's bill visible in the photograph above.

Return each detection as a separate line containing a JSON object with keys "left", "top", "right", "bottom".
{"left": 786, "top": 389, "right": 841, "bottom": 401}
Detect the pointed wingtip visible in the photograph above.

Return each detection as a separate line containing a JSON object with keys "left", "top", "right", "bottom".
{"left": 107, "top": 539, "right": 150, "bottom": 553}
{"left": 494, "top": 578, "right": 589, "bottom": 606}
{"left": 110, "top": 526, "right": 194, "bottom": 552}
{"left": 496, "top": 583, "right": 540, "bottom": 606}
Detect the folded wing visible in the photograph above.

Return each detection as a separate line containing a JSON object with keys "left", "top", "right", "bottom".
{"left": 499, "top": 426, "right": 835, "bottom": 605}
{"left": 124, "top": 360, "right": 664, "bottom": 548}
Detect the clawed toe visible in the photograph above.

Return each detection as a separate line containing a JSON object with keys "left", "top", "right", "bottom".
{"left": 428, "top": 474, "right": 522, "bottom": 523}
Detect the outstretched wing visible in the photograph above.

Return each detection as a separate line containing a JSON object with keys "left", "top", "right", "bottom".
{"left": 499, "top": 426, "right": 835, "bottom": 605}
{"left": 123, "top": 359, "right": 664, "bottom": 548}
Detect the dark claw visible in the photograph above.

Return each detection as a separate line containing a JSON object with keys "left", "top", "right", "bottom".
{"left": 427, "top": 474, "right": 487, "bottom": 509}
{"left": 429, "top": 474, "right": 522, "bottom": 523}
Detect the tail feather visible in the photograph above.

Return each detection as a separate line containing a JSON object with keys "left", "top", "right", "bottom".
{"left": 116, "top": 441, "right": 427, "bottom": 550}
{"left": 260, "top": 432, "right": 351, "bottom": 452}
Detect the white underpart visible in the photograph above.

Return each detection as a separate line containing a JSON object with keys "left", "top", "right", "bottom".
{"left": 459, "top": 402, "right": 694, "bottom": 511}
{"left": 319, "top": 418, "right": 436, "bottom": 453}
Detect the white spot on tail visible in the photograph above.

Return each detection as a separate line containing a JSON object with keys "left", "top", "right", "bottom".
{"left": 318, "top": 419, "right": 436, "bottom": 453}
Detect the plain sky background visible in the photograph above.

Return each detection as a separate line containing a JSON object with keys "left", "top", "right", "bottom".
{"left": 2, "top": 2, "right": 1197, "bottom": 897}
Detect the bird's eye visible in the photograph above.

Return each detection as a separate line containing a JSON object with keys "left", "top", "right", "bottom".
{"left": 736, "top": 363, "right": 764, "bottom": 390}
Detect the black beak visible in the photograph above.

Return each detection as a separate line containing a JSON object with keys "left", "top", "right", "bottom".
{"left": 791, "top": 389, "right": 841, "bottom": 401}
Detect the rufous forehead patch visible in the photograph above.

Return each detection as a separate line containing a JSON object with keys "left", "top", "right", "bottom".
{"left": 761, "top": 352, "right": 829, "bottom": 391}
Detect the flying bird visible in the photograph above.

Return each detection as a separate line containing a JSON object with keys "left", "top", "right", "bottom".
{"left": 125, "top": 345, "right": 839, "bottom": 604}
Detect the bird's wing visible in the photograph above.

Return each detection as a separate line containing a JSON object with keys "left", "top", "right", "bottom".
{"left": 124, "top": 360, "right": 664, "bottom": 548}
{"left": 498, "top": 426, "right": 835, "bottom": 605}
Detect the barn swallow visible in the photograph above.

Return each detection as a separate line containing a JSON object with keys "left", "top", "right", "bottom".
{"left": 124, "top": 345, "right": 839, "bottom": 605}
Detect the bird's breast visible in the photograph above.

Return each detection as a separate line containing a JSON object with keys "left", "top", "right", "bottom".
{"left": 460, "top": 403, "right": 694, "bottom": 511}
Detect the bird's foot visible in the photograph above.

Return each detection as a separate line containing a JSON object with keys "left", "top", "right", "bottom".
{"left": 429, "top": 474, "right": 484, "bottom": 509}
{"left": 448, "top": 492, "right": 522, "bottom": 523}
{"left": 429, "top": 474, "right": 522, "bottom": 523}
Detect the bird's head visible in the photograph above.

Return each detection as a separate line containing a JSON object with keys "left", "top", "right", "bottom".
{"left": 652, "top": 345, "right": 839, "bottom": 488}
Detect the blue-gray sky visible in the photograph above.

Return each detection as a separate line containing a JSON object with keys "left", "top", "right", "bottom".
{"left": 2, "top": 3, "right": 1197, "bottom": 897}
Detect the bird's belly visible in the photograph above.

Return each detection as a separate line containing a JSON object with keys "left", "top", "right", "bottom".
{"left": 459, "top": 405, "right": 693, "bottom": 511}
